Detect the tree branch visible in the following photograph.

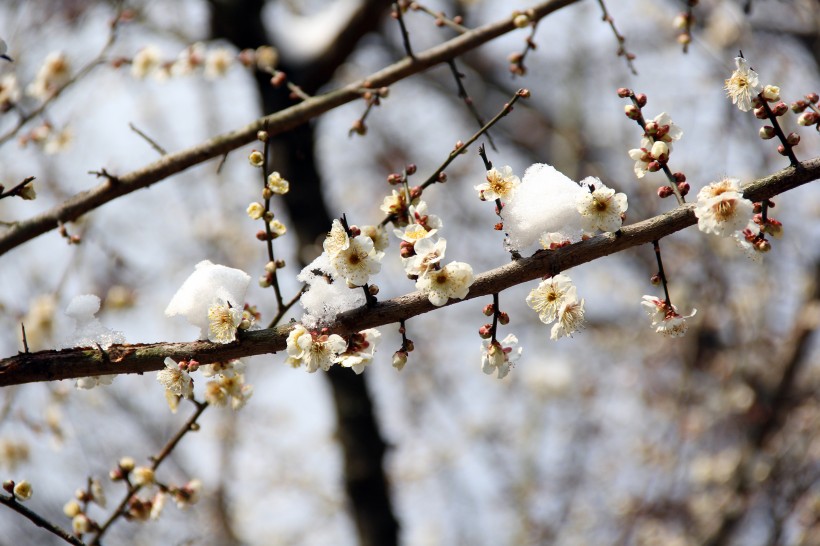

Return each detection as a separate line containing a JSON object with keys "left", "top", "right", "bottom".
{"left": 1, "top": 157, "right": 817, "bottom": 387}
{"left": 0, "top": 0, "right": 580, "bottom": 257}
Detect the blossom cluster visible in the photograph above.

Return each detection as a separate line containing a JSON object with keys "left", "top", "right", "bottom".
{"left": 127, "top": 43, "right": 277, "bottom": 81}
{"left": 286, "top": 324, "right": 381, "bottom": 375}
{"left": 525, "top": 274, "right": 586, "bottom": 340}
{"left": 626, "top": 112, "right": 683, "bottom": 179}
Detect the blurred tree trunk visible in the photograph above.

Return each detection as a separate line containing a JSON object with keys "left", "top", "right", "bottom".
{"left": 208, "top": 1, "right": 399, "bottom": 545}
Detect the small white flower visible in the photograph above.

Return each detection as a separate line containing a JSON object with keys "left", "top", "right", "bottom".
{"left": 27, "top": 52, "right": 70, "bottom": 100}
{"left": 207, "top": 301, "right": 243, "bottom": 343}
{"left": 267, "top": 172, "right": 289, "bottom": 194}
{"left": 248, "top": 150, "right": 264, "bottom": 167}
{"left": 131, "top": 46, "right": 162, "bottom": 79}
{"left": 408, "top": 201, "right": 442, "bottom": 232}
{"left": 724, "top": 56, "right": 761, "bottom": 112}
{"left": 0, "top": 74, "right": 20, "bottom": 108}
{"left": 246, "top": 202, "right": 264, "bottom": 220}
{"left": 336, "top": 329, "right": 381, "bottom": 374}
{"left": 475, "top": 165, "right": 520, "bottom": 201}
{"left": 393, "top": 223, "right": 437, "bottom": 243}
{"left": 641, "top": 296, "right": 696, "bottom": 337}
{"left": 204, "top": 47, "right": 233, "bottom": 79}
{"left": 525, "top": 274, "right": 577, "bottom": 325}
{"left": 627, "top": 137, "right": 653, "bottom": 178}
{"left": 330, "top": 234, "right": 383, "bottom": 286}
{"left": 286, "top": 324, "right": 347, "bottom": 372}
{"left": 695, "top": 178, "right": 754, "bottom": 236}
{"left": 403, "top": 237, "right": 446, "bottom": 277}
{"left": 416, "top": 261, "right": 473, "bottom": 306}
{"left": 13, "top": 480, "right": 32, "bottom": 501}
{"left": 646, "top": 112, "right": 683, "bottom": 143}
{"left": 269, "top": 219, "right": 287, "bottom": 237}
{"left": 322, "top": 219, "right": 350, "bottom": 257}
{"left": 157, "top": 357, "right": 193, "bottom": 399}
{"left": 360, "top": 225, "right": 390, "bottom": 252}
{"left": 576, "top": 178, "right": 628, "bottom": 233}
{"left": 550, "top": 298, "right": 586, "bottom": 340}
{"left": 481, "top": 334, "right": 522, "bottom": 379}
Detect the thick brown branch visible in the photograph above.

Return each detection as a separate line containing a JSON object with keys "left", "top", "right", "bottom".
{"left": 0, "top": 0, "right": 579, "bottom": 257}
{"left": 1, "top": 158, "right": 817, "bottom": 387}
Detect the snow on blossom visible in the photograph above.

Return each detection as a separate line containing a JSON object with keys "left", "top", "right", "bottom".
{"left": 502, "top": 163, "right": 586, "bottom": 252}
{"left": 695, "top": 178, "right": 754, "bottom": 237}
{"left": 576, "top": 177, "right": 628, "bottom": 233}
{"left": 165, "top": 260, "right": 251, "bottom": 340}
{"left": 286, "top": 324, "right": 347, "bottom": 372}
{"left": 336, "top": 329, "right": 381, "bottom": 374}
{"left": 297, "top": 253, "right": 365, "bottom": 328}
{"left": 415, "top": 261, "right": 474, "bottom": 306}
{"left": 641, "top": 295, "right": 696, "bottom": 337}
{"left": 481, "top": 333, "right": 522, "bottom": 379}
{"left": 60, "top": 294, "right": 125, "bottom": 389}
{"left": 724, "top": 56, "right": 761, "bottom": 112}
{"left": 475, "top": 165, "right": 520, "bottom": 201}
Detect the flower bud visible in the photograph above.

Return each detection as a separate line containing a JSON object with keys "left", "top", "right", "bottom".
{"left": 517, "top": 88, "right": 531, "bottom": 98}
{"left": 350, "top": 119, "right": 367, "bottom": 135}
{"left": 771, "top": 102, "right": 788, "bottom": 116}
{"left": 392, "top": 351, "right": 408, "bottom": 371}
{"left": 786, "top": 132, "right": 800, "bottom": 146}
{"left": 806, "top": 92, "right": 819, "bottom": 103}
{"left": 758, "top": 126, "right": 775, "bottom": 139}
{"left": 513, "top": 13, "right": 530, "bottom": 28}
{"left": 672, "top": 172, "right": 686, "bottom": 183}
{"left": 617, "top": 87, "right": 631, "bottom": 98}
{"left": 2, "top": 480, "right": 13, "bottom": 494}
{"left": 13, "top": 480, "right": 32, "bottom": 501}
{"left": 647, "top": 160, "right": 661, "bottom": 173}
{"left": 753, "top": 106, "right": 767, "bottom": 119}
{"left": 482, "top": 304, "right": 494, "bottom": 316}
{"left": 119, "top": 457, "right": 136, "bottom": 472}
{"left": 798, "top": 112, "right": 819, "bottom": 126}
{"left": 650, "top": 140, "right": 669, "bottom": 160}
{"left": 635, "top": 93, "right": 647, "bottom": 107}
{"left": 478, "top": 324, "right": 493, "bottom": 338}
{"left": 257, "top": 130, "right": 268, "bottom": 142}
{"left": 777, "top": 144, "right": 787, "bottom": 156}
{"left": 498, "top": 312, "right": 510, "bottom": 325}
{"left": 756, "top": 239, "right": 771, "bottom": 252}
{"left": 624, "top": 105, "right": 640, "bottom": 119}
{"left": 405, "top": 339, "right": 414, "bottom": 352}
{"left": 248, "top": 150, "right": 264, "bottom": 167}
{"left": 650, "top": 274, "right": 661, "bottom": 286}
{"left": 657, "top": 186, "right": 674, "bottom": 199}
{"left": 761, "top": 85, "right": 780, "bottom": 102}
{"left": 677, "top": 182, "right": 690, "bottom": 196}
{"left": 791, "top": 100, "right": 807, "bottom": 113}
{"left": 64, "top": 500, "right": 82, "bottom": 518}
{"left": 72, "top": 514, "right": 91, "bottom": 535}
{"left": 368, "top": 284, "right": 379, "bottom": 296}
{"left": 405, "top": 163, "right": 417, "bottom": 175}
{"left": 437, "top": 172, "right": 447, "bottom": 183}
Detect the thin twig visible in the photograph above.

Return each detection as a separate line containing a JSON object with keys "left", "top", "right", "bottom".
{"left": 0, "top": 0, "right": 581, "bottom": 257}
{"left": 596, "top": 0, "right": 638, "bottom": 75}
{"left": 128, "top": 123, "right": 167, "bottom": 155}
{"left": 447, "top": 59, "right": 496, "bottom": 151}
{"left": 0, "top": 176, "right": 35, "bottom": 200}
{"left": 0, "top": 494, "right": 86, "bottom": 546}
{"left": 393, "top": 2, "right": 415, "bottom": 58}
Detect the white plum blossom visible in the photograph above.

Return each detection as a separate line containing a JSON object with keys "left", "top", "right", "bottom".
{"left": 267, "top": 172, "right": 290, "bottom": 195}
{"left": 403, "top": 237, "right": 446, "bottom": 277}
{"left": 131, "top": 46, "right": 162, "bottom": 79}
{"left": 526, "top": 274, "right": 577, "bottom": 325}
{"left": 204, "top": 47, "right": 233, "bottom": 79}
{"left": 724, "top": 56, "right": 761, "bottom": 112}
{"left": 641, "top": 295, "right": 696, "bottom": 337}
{"left": 407, "top": 201, "right": 442, "bottom": 232}
{"left": 207, "top": 300, "right": 243, "bottom": 343}
{"left": 646, "top": 112, "right": 683, "bottom": 143}
{"left": 475, "top": 165, "right": 520, "bottom": 201}
{"left": 628, "top": 137, "right": 658, "bottom": 179}
{"left": 330, "top": 234, "right": 383, "bottom": 286}
{"left": 551, "top": 298, "right": 586, "bottom": 340}
{"left": 157, "top": 357, "right": 194, "bottom": 400}
{"left": 415, "top": 261, "right": 474, "bottom": 306}
{"left": 360, "top": 225, "right": 390, "bottom": 252}
{"left": 576, "top": 177, "right": 628, "bottom": 233}
{"left": 695, "top": 178, "right": 755, "bottom": 237}
{"left": 394, "top": 223, "right": 437, "bottom": 243}
{"left": 165, "top": 260, "right": 251, "bottom": 340}
{"left": 27, "top": 52, "right": 71, "bottom": 100}
{"left": 286, "top": 324, "right": 347, "bottom": 372}
{"left": 323, "top": 219, "right": 349, "bottom": 256}
{"left": 336, "top": 329, "right": 381, "bottom": 374}
{"left": 481, "top": 333, "right": 522, "bottom": 379}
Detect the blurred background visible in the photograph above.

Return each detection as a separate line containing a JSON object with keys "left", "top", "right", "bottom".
{"left": 0, "top": 0, "right": 819, "bottom": 544}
